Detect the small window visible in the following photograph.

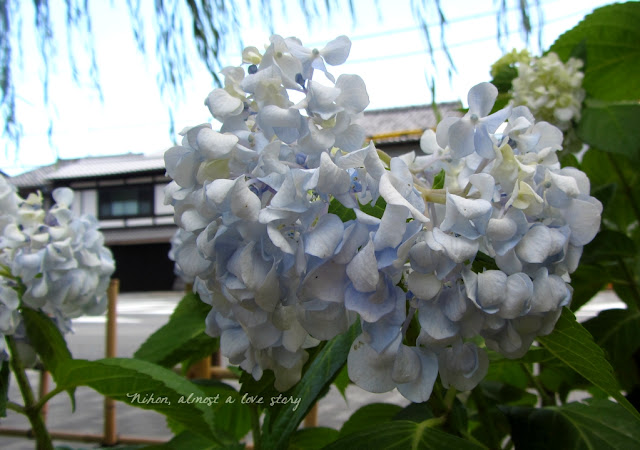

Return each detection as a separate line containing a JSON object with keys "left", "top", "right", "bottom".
{"left": 98, "top": 185, "right": 153, "bottom": 219}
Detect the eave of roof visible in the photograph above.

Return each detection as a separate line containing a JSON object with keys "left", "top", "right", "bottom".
{"left": 9, "top": 102, "right": 464, "bottom": 187}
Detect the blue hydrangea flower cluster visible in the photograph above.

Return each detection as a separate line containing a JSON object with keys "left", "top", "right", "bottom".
{"left": 0, "top": 177, "right": 115, "bottom": 359}
{"left": 165, "top": 35, "right": 601, "bottom": 399}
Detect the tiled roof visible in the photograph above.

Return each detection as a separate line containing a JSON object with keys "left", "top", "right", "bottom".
{"left": 9, "top": 103, "right": 463, "bottom": 187}
{"left": 360, "top": 102, "right": 463, "bottom": 145}
{"left": 10, "top": 153, "right": 165, "bottom": 188}
{"left": 48, "top": 153, "right": 166, "bottom": 180}
{"left": 9, "top": 159, "right": 78, "bottom": 188}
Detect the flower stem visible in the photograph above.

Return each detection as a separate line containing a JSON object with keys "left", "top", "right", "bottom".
{"left": 443, "top": 386, "right": 457, "bottom": 411}
{"left": 6, "top": 400, "right": 26, "bottom": 414}
{"left": 522, "top": 362, "right": 554, "bottom": 406}
{"left": 414, "top": 183, "right": 447, "bottom": 204}
{"left": 5, "top": 336, "right": 54, "bottom": 450}
{"left": 34, "top": 385, "right": 65, "bottom": 413}
{"left": 376, "top": 148, "right": 392, "bottom": 166}
{"left": 249, "top": 404, "right": 262, "bottom": 450}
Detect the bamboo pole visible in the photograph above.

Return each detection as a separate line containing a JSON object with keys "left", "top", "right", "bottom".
{"left": 38, "top": 370, "right": 49, "bottom": 421}
{"left": 0, "top": 428, "right": 168, "bottom": 445}
{"left": 209, "top": 366, "right": 238, "bottom": 379}
{"left": 304, "top": 403, "right": 318, "bottom": 428}
{"left": 103, "top": 278, "right": 119, "bottom": 446}
{"left": 188, "top": 356, "right": 212, "bottom": 379}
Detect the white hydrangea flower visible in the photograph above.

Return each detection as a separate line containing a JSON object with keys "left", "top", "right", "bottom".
{"left": 511, "top": 52, "right": 585, "bottom": 132}
{"left": 166, "top": 34, "right": 601, "bottom": 400}
{"left": 0, "top": 176, "right": 115, "bottom": 361}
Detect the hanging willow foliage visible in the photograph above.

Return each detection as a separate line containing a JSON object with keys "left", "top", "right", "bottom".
{"left": 0, "top": 0, "right": 541, "bottom": 152}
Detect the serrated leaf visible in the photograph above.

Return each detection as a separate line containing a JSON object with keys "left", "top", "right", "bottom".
{"left": 21, "top": 306, "right": 76, "bottom": 408}
{"left": 503, "top": 399, "right": 640, "bottom": 450}
{"left": 261, "top": 321, "right": 360, "bottom": 449}
{"left": 22, "top": 307, "right": 72, "bottom": 376}
{"left": 324, "top": 420, "right": 484, "bottom": 450}
{"left": 578, "top": 101, "right": 640, "bottom": 161}
{"left": 339, "top": 403, "right": 404, "bottom": 438}
{"left": 134, "top": 292, "right": 217, "bottom": 368}
{"left": 55, "top": 358, "right": 222, "bottom": 443}
{"left": 537, "top": 308, "right": 640, "bottom": 421}
{"left": 179, "top": 335, "right": 220, "bottom": 376}
{"left": 550, "top": 2, "right": 640, "bottom": 102}
{"left": 584, "top": 308, "right": 640, "bottom": 391}
{"left": 288, "top": 427, "right": 340, "bottom": 450}
{"left": 0, "top": 360, "right": 9, "bottom": 417}
{"left": 192, "top": 379, "right": 252, "bottom": 442}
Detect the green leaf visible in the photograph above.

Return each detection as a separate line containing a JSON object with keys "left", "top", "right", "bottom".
{"left": 179, "top": 335, "right": 219, "bottom": 376}
{"left": 471, "top": 252, "right": 499, "bottom": 273}
{"left": 328, "top": 195, "right": 387, "bottom": 223}
{"left": 21, "top": 306, "right": 76, "bottom": 408}
{"left": 537, "top": 308, "right": 640, "bottom": 420}
{"left": 333, "top": 364, "right": 350, "bottom": 400}
{"left": 516, "top": 346, "right": 554, "bottom": 364}
{"left": 261, "top": 321, "right": 360, "bottom": 449}
{"left": 21, "top": 306, "right": 72, "bottom": 377}
{"left": 568, "top": 264, "right": 610, "bottom": 312}
{"left": 538, "top": 364, "right": 589, "bottom": 404}
{"left": 579, "top": 230, "right": 637, "bottom": 264}
{"left": 559, "top": 151, "right": 580, "bottom": 169}
{"left": 339, "top": 403, "right": 404, "bottom": 438}
{"left": 144, "top": 431, "right": 245, "bottom": 450}
{"left": 477, "top": 381, "right": 537, "bottom": 407}
{"left": 55, "top": 358, "right": 221, "bottom": 443}
{"left": 491, "top": 64, "right": 518, "bottom": 94}
{"left": 192, "top": 379, "right": 252, "bottom": 442}
{"left": 134, "top": 292, "right": 217, "bottom": 368}
{"left": 503, "top": 399, "right": 640, "bottom": 450}
{"left": 584, "top": 308, "right": 640, "bottom": 391}
{"left": 581, "top": 149, "right": 640, "bottom": 235}
{"left": 484, "top": 358, "right": 530, "bottom": 390}
{"left": 394, "top": 403, "right": 435, "bottom": 423}
{"left": 288, "top": 427, "right": 340, "bottom": 450}
{"left": 432, "top": 169, "right": 445, "bottom": 190}
{"left": 550, "top": 2, "right": 640, "bottom": 102}
{"left": 578, "top": 101, "right": 640, "bottom": 161}
{"left": 328, "top": 197, "right": 356, "bottom": 222}
{"left": 359, "top": 195, "right": 387, "bottom": 219}
{"left": 324, "top": 420, "right": 485, "bottom": 450}
{"left": 0, "top": 360, "right": 9, "bottom": 417}
{"left": 448, "top": 397, "right": 469, "bottom": 437}
{"left": 238, "top": 368, "right": 278, "bottom": 407}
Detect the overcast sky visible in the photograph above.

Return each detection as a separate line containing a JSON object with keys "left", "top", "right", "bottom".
{"left": 1, "top": 0, "right": 614, "bottom": 176}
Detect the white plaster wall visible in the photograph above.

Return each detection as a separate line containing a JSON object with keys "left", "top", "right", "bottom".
{"left": 154, "top": 184, "right": 173, "bottom": 215}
